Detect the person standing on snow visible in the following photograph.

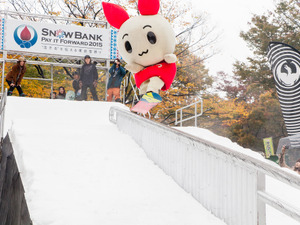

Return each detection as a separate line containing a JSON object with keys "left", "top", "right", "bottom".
{"left": 80, "top": 55, "right": 99, "bottom": 101}
{"left": 6, "top": 56, "right": 26, "bottom": 96}
{"left": 107, "top": 59, "right": 126, "bottom": 102}
{"left": 72, "top": 71, "right": 82, "bottom": 100}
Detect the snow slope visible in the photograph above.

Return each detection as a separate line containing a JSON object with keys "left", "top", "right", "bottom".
{"left": 4, "top": 97, "right": 226, "bottom": 225}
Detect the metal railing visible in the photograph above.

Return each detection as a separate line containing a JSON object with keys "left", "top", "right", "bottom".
{"left": 120, "top": 72, "right": 140, "bottom": 106}
{"left": 0, "top": 89, "right": 7, "bottom": 144}
{"left": 119, "top": 73, "right": 151, "bottom": 118}
{"left": 0, "top": 10, "right": 108, "bottom": 27}
{"left": 175, "top": 98, "right": 203, "bottom": 127}
{"left": 109, "top": 106, "right": 300, "bottom": 225}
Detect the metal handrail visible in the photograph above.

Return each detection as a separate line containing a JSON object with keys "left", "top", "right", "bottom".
{"left": 120, "top": 73, "right": 151, "bottom": 118}
{"left": 109, "top": 106, "right": 300, "bottom": 225}
{"left": 121, "top": 72, "right": 140, "bottom": 105}
{"left": 175, "top": 98, "right": 203, "bottom": 127}
{"left": 1, "top": 53, "right": 109, "bottom": 69}
{"left": 0, "top": 10, "right": 107, "bottom": 26}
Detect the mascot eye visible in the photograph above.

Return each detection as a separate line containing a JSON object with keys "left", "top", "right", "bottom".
{"left": 125, "top": 41, "right": 132, "bottom": 53}
{"left": 147, "top": 32, "right": 156, "bottom": 44}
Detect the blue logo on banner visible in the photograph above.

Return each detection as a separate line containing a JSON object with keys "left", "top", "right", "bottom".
{"left": 1, "top": 18, "right": 4, "bottom": 50}
{"left": 14, "top": 25, "right": 38, "bottom": 48}
{"left": 110, "top": 29, "right": 119, "bottom": 59}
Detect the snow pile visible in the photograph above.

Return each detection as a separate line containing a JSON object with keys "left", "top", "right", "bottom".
{"left": 4, "top": 97, "right": 225, "bottom": 225}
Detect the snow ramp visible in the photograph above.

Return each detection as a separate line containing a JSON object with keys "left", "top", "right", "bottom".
{"left": 4, "top": 97, "right": 225, "bottom": 225}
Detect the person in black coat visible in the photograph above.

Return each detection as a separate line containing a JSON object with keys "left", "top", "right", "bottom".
{"left": 107, "top": 59, "right": 126, "bottom": 102}
{"left": 80, "top": 55, "right": 99, "bottom": 101}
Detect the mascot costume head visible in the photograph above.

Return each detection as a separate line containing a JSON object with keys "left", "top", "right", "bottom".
{"left": 102, "top": 0, "right": 177, "bottom": 95}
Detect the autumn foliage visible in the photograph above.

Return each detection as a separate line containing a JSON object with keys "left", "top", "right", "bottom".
{"left": 5, "top": 0, "right": 298, "bottom": 153}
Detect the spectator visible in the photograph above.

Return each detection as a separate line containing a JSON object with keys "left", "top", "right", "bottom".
{"left": 80, "top": 55, "right": 99, "bottom": 101}
{"left": 50, "top": 91, "right": 57, "bottom": 99}
{"left": 6, "top": 56, "right": 26, "bottom": 96}
{"left": 72, "top": 72, "right": 81, "bottom": 100}
{"left": 56, "top": 86, "right": 66, "bottom": 99}
{"left": 107, "top": 59, "right": 126, "bottom": 102}
{"left": 279, "top": 145, "right": 300, "bottom": 174}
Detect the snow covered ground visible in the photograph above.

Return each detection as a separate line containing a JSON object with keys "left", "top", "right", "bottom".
{"left": 4, "top": 97, "right": 300, "bottom": 225}
{"left": 4, "top": 97, "right": 225, "bottom": 225}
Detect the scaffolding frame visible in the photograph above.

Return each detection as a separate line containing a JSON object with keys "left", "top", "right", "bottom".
{"left": 0, "top": 10, "right": 112, "bottom": 99}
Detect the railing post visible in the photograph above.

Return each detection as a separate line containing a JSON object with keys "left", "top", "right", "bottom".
{"left": 195, "top": 102, "right": 197, "bottom": 127}
{"left": 0, "top": 88, "right": 7, "bottom": 144}
{"left": 122, "top": 74, "right": 128, "bottom": 104}
{"left": 105, "top": 60, "right": 110, "bottom": 101}
{"left": 128, "top": 73, "right": 140, "bottom": 107}
{"left": 180, "top": 109, "right": 182, "bottom": 127}
{"left": 175, "top": 110, "right": 177, "bottom": 126}
{"left": 257, "top": 172, "right": 266, "bottom": 225}
{"left": 1, "top": 51, "right": 7, "bottom": 94}
{"left": 50, "top": 64, "right": 53, "bottom": 99}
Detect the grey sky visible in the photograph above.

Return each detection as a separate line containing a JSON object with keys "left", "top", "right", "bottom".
{"left": 190, "top": 0, "right": 276, "bottom": 76}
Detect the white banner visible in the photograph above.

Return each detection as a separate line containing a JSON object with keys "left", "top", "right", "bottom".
{"left": 4, "top": 18, "right": 115, "bottom": 59}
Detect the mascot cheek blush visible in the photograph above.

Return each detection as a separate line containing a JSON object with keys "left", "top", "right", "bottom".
{"left": 102, "top": 0, "right": 177, "bottom": 111}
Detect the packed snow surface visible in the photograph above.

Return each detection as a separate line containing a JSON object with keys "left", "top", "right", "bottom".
{"left": 4, "top": 97, "right": 225, "bottom": 225}
{"left": 4, "top": 97, "right": 300, "bottom": 225}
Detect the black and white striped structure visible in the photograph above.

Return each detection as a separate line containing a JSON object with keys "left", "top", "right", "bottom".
{"left": 267, "top": 42, "right": 300, "bottom": 136}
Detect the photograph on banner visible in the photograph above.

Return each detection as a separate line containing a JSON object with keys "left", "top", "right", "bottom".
{"left": 4, "top": 18, "right": 115, "bottom": 59}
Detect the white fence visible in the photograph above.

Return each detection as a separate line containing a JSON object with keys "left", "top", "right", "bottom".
{"left": 109, "top": 106, "right": 300, "bottom": 225}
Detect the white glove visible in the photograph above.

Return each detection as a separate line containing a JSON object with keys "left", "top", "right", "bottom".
{"left": 125, "top": 63, "right": 144, "bottom": 73}
{"left": 164, "top": 54, "right": 177, "bottom": 64}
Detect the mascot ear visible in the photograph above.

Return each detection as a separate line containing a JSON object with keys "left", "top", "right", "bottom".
{"left": 138, "top": 0, "right": 160, "bottom": 15}
{"left": 102, "top": 2, "right": 130, "bottom": 29}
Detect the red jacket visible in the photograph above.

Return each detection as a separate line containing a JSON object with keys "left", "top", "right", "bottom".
{"left": 134, "top": 62, "right": 176, "bottom": 91}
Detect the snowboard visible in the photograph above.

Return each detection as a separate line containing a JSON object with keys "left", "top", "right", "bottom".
{"left": 66, "top": 90, "right": 75, "bottom": 100}
{"left": 131, "top": 92, "right": 162, "bottom": 114}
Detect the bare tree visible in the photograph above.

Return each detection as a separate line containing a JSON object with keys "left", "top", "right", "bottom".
{"left": 8, "top": 0, "right": 218, "bottom": 56}
{"left": 153, "top": 0, "right": 219, "bottom": 71}
{"left": 8, "top": 0, "right": 106, "bottom": 24}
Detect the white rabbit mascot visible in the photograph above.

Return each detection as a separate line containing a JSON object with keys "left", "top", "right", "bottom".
{"left": 102, "top": 0, "right": 177, "bottom": 113}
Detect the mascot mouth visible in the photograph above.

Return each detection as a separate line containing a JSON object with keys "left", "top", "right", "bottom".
{"left": 138, "top": 49, "right": 149, "bottom": 56}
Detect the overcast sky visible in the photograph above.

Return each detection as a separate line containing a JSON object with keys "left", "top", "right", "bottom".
{"left": 190, "top": 0, "right": 276, "bottom": 77}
